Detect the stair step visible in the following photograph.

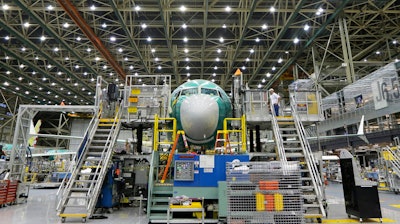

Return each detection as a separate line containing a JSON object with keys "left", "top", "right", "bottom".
{"left": 150, "top": 204, "right": 169, "bottom": 211}
{"left": 89, "top": 146, "right": 107, "bottom": 150}
{"left": 87, "top": 152, "right": 104, "bottom": 156}
{"left": 71, "top": 188, "right": 90, "bottom": 192}
{"left": 285, "top": 153, "right": 304, "bottom": 158}
{"left": 152, "top": 198, "right": 170, "bottom": 203}
{"left": 63, "top": 204, "right": 86, "bottom": 208}
{"left": 67, "top": 195, "right": 87, "bottom": 199}
{"left": 153, "top": 191, "right": 173, "bottom": 196}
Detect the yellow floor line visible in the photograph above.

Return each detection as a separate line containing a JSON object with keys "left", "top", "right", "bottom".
{"left": 323, "top": 218, "right": 395, "bottom": 223}
{"left": 390, "top": 204, "right": 400, "bottom": 208}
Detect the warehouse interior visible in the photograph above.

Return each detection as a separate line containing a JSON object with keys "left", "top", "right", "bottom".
{"left": 0, "top": 0, "right": 400, "bottom": 223}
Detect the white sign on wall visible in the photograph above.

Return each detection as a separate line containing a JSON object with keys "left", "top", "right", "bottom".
{"left": 371, "top": 76, "right": 400, "bottom": 110}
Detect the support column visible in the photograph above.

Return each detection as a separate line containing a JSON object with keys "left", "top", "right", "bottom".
{"left": 339, "top": 17, "right": 355, "bottom": 84}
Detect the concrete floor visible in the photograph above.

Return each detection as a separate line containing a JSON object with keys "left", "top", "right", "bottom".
{"left": 0, "top": 182, "right": 399, "bottom": 223}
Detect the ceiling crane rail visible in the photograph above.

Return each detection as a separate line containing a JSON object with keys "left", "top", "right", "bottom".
{"left": 57, "top": 0, "right": 127, "bottom": 80}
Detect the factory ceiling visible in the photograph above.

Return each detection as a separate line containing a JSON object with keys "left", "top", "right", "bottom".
{"left": 0, "top": 0, "right": 400, "bottom": 129}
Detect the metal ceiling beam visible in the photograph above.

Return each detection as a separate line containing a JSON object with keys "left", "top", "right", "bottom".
{"left": 14, "top": 0, "right": 98, "bottom": 92}
{"left": 158, "top": 0, "right": 180, "bottom": 84}
{"left": 109, "top": 1, "right": 151, "bottom": 75}
{"left": 264, "top": 0, "right": 352, "bottom": 89}
{"left": 0, "top": 44, "right": 85, "bottom": 104}
{"left": 201, "top": 0, "right": 209, "bottom": 79}
{"left": 248, "top": 0, "right": 307, "bottom": 84}
{"left": 229, "top": 0, "right": 258, "bottom": 72}
{"left": 56, "top": 0, "right": 127, "bottom": 80}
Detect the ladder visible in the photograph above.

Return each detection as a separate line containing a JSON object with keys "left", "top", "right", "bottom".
{"left": 56, "top": 108, "right": 122, "bottom": 223}
{"left": 214, "top": 130, "right": 232, "bottom": 154}
{"left": 270, "top": 108, "right": 326, "bottom": 221}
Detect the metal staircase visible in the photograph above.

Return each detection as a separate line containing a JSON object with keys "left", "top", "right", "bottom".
{"left": 147, "top": 151, "right": 173, "bottom": 223}
{"left": 56, "top": 107, "right": 122, "bottom": 223}
{"left": 270, "top": 102, "right": 326, "bottom": 221}
{"left": 383, "top": 146, "right": 400, "bottom": 193}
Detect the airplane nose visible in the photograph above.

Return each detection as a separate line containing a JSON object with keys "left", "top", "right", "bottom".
{"left": 180, "top": 94, "right": 219, "bottom": 142}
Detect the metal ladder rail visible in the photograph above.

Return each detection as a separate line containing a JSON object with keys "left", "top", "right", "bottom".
{"left": 86, "top": 104, "right": 123, "bottom": 217}
{"left": 9, "top": 110, "right": 32, "bottom": 180}
{"left": 385, "top": 146, "right": 400, "bottom": 176}
{"left": 56, "top": 116, "right": 100, "bottom": 215}
{"left": 269, "top": 104, "right": 287, "bottom": 163}
{"left": 146, "top": 150, "right": 157, "bottom": 219}
{"left": 290, "top": 98, "right": 326, "bottom": 217}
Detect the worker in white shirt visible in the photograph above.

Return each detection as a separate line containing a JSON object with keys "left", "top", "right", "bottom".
{"left": 269, "top": 88, "right": 281, "bottom": 116}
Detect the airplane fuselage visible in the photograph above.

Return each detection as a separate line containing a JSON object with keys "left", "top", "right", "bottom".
{"left": 170, "top": 80, "right": 232, "bottom": 146}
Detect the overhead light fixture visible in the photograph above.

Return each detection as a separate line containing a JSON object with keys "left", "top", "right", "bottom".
{"left": 134, "top": 5, "right": 141, "bottom": 11}
{"left": 23, "top": 22, "right": 30, "bottom": 28}
{"left": 217, "top": 49, "right": 222, "bottom": 53}
{"left": 147, "top": 37, "right": 152, "bottom": 42}
{"left": 250, "top": 49, "right": 254, "bottom": 54}
{"left": 118, "top": 48, "right": 123, "bottom": 53}
{"left": 242, "top": 66, "right": 246, "bottom": 70}
{"left": 158, "top": 65, "right": 162, "bottom": 70}
{"left": 2, "top": 4, "right": 10, "bottom": 10}
{"left": 151, "top": 48, "right": 156, "bottom": 53}
{"left": 222, "top": 24, "right": 227, "bottom": 29}
{"left": 272, "top": 66, "right": 276, "bottom": 71}
{"left": 4, "top": 82, "right": 9, "bottom": 86}
{"left": 180, "top": 5, "right": 186, "bottom": 12}
{"left": 246, "top": 58, "right": 250, "bottom": 62}
{"left": 110, "top": 36, "right": 116, "bottom": 42}
{"left": 63, "top": 23, "right": 70, "bottom": 28}
{"left": 258, "top": 84, "right": 262, "bottom": 88}
{"left": 186, "top": 66, "right": 190, "bottom": 70}
{"left": 216, "top": 57, "right": 220, "bottom": 62}
{"left": 316, "top": 7, "right": 324, "bottom": 15}
{"left": 185, "top": 57, "right": 189, "bottom": 62}
{"left": 129, "top": 65, "right": 134, "bottom": 70}
{"left": 95, "top": 57, "right": 100, "bottom": 61}
{"left": 47, "top": 5, "right": 54, "bottom": 10}
{"left": 54, "top": 47, "right": 59, "bottom": 52}
{"left": 76, "top": 36, "right": 81, "bottom": 41}
{"left": 262, "top": 24, "right": 267, "bottom": 30}
{"left": 4, "top": 36, "right": 10, "bottom": 40}
{"left": 187, "top": 73, "right": 190, "bottom": 77}
{"left": 141, "top": 23, "right": 147, "bottom": 29}
{"left": 219, "top": 37, "right": 224, "bottom": 43}
{"left": 255, "top": 37, "right": 260, "bottom": 42}
{"left": 90, "top": 5, "right": 96, "bottom": 10}
{"left": 183, "top": 37, "right": 188, "bottom": 42}
{"left": 40, "top": 36, "right": 46, "bottom": 41}
{"left": 102, "top": 23, "right": 107, "bottom": 28}
{"left": 213, "top": 73, "right": 216, "bottom": 77}
{"left": 293, "top": 37, "right": 299, "bottom": 44}
{"left": 182, "top": 24, "right": 187, "bottom": 29}
{"left": 270, "top": 6, "right": 276, "bottom": 12}
{"left": 278, "top": 58, "right": 283, "bottom": 63}
{"left": 184, "top": 48, "right": 189, "bottom": 53}
{"left": 266, "top": 72, "right": 271, "bottom": 77}
{"left": 304, "top": 24, "right": 310, "bottom": 31}
{"left": 225, "top": 6, "right": 231, "bottom": 12}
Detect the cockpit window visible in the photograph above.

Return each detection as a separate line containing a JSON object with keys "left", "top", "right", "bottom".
{"left": 180, "top": 88, "right": 198, "bottom": 96}
{"left": 201, "top": 88, "right": 219, "bottom": 96}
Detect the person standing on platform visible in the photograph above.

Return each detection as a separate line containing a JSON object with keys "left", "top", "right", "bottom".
{"left": 269, "top": 88, "right": 281, "bottom": 116}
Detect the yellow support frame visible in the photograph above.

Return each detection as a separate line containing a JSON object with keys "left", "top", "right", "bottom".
{"left": 153, "top": 114, "right": 177, "bottom": 151}
{"left": 221, "top": 115, "right": 247, "bottom": 153}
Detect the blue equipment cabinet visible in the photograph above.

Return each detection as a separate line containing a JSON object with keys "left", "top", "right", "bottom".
{"left": 173, "top": 154, "right": 249, "bottom": 187}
